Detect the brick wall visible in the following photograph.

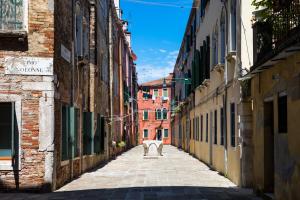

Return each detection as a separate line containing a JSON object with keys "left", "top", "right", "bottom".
{"left": 0, "top": 0, "right": 54, "bottom": 191}
{"left": 138, "top": 85, "right": 172, "bottom": 145}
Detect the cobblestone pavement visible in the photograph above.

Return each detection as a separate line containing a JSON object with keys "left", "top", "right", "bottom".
{"left": 1, "top": 145, "right": 261, "bottom": 200}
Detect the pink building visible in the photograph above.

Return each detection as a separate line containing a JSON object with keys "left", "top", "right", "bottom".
{"left": 137, "top": 74, "right": 173, "bottom": 145}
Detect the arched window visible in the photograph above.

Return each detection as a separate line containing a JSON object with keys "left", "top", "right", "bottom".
{"left": 220, "top": 9, "right": 226, "bottom": 64}
{"left": 163, "top": 108, "right": 168, "bottom": 120}
{"left": 212, "top": 23, "right": 219, "bottom": 66}
{"left": 156, "top": 109, "right": 162, "bottom": 120}
{"left": 230, "top": 0, "right": 237, "bottom": 51}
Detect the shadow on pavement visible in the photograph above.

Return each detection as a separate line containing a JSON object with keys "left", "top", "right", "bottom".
{"left": 0, "top": 186, "right": 261, "bottom": 200}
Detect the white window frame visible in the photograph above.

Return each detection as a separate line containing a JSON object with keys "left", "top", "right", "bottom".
{"left": 143, "top": 129, "right": 148, "bottom": 138}
{"left": 162, "top": 108, "right": 168, "bottom": 120}
{"left": 162, "top": 88, "right": 169, "bottom": 99}
{"left": 156, "top": 109, "right": 162, "bottom": 120}
{"left": 153, "top": 89, "right": 159, "bottom": 98}
{"left": 0, "top": 0, "right": 29, "bottom": 32}
{"left": 0, "top": 95, "right": 22, "bottom": 171}
{"left": 143, "top": 110, "right": 148, "bottom": 120}
{"left": 163, "top": 129, "right": 169, "bottom": 138}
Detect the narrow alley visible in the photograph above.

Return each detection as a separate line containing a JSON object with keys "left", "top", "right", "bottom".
{"left": 1, "top": 146, "right": 261, "bottom": 200}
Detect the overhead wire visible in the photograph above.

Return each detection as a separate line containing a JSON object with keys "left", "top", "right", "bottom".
{"left": 123, "top": 0, "right": 198, "bottom": 9}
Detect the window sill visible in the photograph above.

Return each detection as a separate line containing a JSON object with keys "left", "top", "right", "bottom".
{"left": 60, "top": 160, "right": 69, "bottom": 166}
{"left": 226, "top": 51, "right": 237, "bottom": 62}
{"left": 212, "top": 63, "right": 225, "bottom": 73}
{"left": 0, "top": 160, "right": 13, "bottom": 171}
{"left": 202, "top": 79, "right": 211, "bottom": 87}
{"left": 0, "top": 30, "right": 27, "bottom": 38}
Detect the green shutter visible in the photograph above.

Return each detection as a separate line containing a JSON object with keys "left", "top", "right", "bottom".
{"left": 83, "top": 112, "right": 93, "bottom": 155}
{"left": 69, "top": 107, "right": 79, "bottom": 158}
{"left": 62, "top": 106, "right": 68, "bottom": 161}
{"left": 191, "top": 61, "right": 195, "bottom": 90}
{"left": 199, "top": 47, "right": 203, "bottom": 84}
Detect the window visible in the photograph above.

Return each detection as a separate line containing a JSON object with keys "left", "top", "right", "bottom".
{"left": 162, "top": 108, "right": 168, "bottom": 120}
{"left": 195, "top": 117, "right": 199, "bottom": 141}
{"left": 82, "top": 16, "right": 89, "bottom": 58}
{"left": 220, "top": 10, "right": 226, "bottom": 64}
{"left": 0, "top": 102, "right": 15, "bottom": 159}
{"left": 95, "top": 114, "right": 105, "bottom": 154}
{"left": 230, "top": 103, "right": 236, "bottom": 147}
{"left": 278, "top": 95, "right": 287, "bottom": 133}
{"left": 164, "top": 129, "right": 169, "bottom": 138}
{"left": 71, "top": 107, "right": 80, "bottom": 157}
{"left": 0, "top": 0, "right": 25, "bottom": 31}
{"left": 142, "top": 87, "right": 150, "bottom": 100}
{"left": 83, "top": 112, "right": 94, "bottom": 155}
{"left": 62, "top": 106, "right": 80, "bottom": 160}
{"left": 75, "top": 2, "right": 83, "bottom": 57}
{"left": 220, "top": 107, "right": 224, "bottom": 145}
{"left": 193, "top": 118, "right": 196, "bottom": 140}
{"left": 156, "top": 109, "right": 162, "bottom": 120}
{"left": 212, "top": 24, "right": 219, "bottom": 67}
{"left": 200, "top": 115, "right": 203, "bottom": 141}
{"left": 206, "top": 113, "right": 209, "bottom": 142}
{"left": 214, "top": 110, "right": 217, "bottom": 145}
{"left": 143, "top": 129, "right": 148, "bottom": 138}
{"left": 230, "top": 0, "right": 237, "bottom": 51}
{"left": 143, "top": 110, "right": 149, "bottom": 120}
{"left": 61, "top": 105, "right": 70, "bottom": 161}
{"left": 153, "top": 89, "right": 159, "bottom": 98}
{"left": 163, "top": 88, "right": 168, "bottom": 98}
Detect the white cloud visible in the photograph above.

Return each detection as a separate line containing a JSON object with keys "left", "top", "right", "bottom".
{"left": 137, "top": 64, "right": 173, "bottom": 84}
{"left": 136, "top": 49, "right": 179, "bottom": 84}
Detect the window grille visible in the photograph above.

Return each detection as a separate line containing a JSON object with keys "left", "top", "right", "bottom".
{"left": 0, "top": 0, "right": 24, "bottom": 31}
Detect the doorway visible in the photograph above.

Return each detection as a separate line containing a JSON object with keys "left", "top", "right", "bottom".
{"left": 157, "top": 129, "right": 162, "bottom": 141}
{"left": 264, "top": 100, "right": 274, "bottom": 193}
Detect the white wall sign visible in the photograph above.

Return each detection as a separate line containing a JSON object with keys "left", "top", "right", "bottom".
{"left": 61, "top": 44, "right": 71, "bottom": 63}
{"left": 4, "top": 57, "right": 53, "bottom": 76}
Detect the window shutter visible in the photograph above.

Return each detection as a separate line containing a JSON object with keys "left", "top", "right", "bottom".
{"left": 100, "top": 116, "right": 105, "bottom": 152}
{"left": 206, "top": 36, "right": 210, "bottom": 79}
{"left": 11, "top": 102, "right": 15, "bottom": 159}
{"left": 83, "top": 112, "right": 94, "bottom": 155}
{"left": 192, "top": 60, "right": 195, "bottom": 90}
{"left": 200, "top": 46, "right": 204, "bottom": 84}
{"left": 94, "top": 114, "right": 101, "bottom": 154}
{"left": 61, "top": 106, "right": 69, "bottom": 161}
{"left": 69, "top": 107, "right": 75, "bottom": 159}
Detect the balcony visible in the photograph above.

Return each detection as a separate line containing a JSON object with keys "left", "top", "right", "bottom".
{"left": 252, "top": 2, "right": 300, "bottom": 72}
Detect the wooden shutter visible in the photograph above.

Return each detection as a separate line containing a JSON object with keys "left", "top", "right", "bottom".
{"left": 100, "top": 116, "right": 105, "bottom": 152}
{"left": 83, "top": 112, "right": 94, "bottom": 155}
{"left": 61, "top": 106, "right": 68, "bottom": 161}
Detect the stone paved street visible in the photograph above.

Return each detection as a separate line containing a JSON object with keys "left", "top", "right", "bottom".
{"left": 1, "top": 146, "right": 261, "bottom": 200}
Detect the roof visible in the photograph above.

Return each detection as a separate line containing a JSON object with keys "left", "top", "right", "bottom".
{"left": 140, "top": 74, "right": 173, "bottom": 87}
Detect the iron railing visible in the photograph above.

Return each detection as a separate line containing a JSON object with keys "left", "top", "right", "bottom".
{"left": 253, "top": 1, "right": 300, "bottom": 67}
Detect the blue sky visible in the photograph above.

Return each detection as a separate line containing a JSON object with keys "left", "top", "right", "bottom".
{"left": 121, "top": 0, "right": 193, "bottom": 84}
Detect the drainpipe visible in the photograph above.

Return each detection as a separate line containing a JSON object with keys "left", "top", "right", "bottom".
{"left": 108, "top": 0, "right": 114, "bottom": 158}
{"left": 221, "top": 0, "right": 229, "bottom": 176}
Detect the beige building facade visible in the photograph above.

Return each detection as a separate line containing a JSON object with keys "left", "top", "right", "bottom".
{"left": 251, "top": 1, "right": 300, "bottom": 199}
